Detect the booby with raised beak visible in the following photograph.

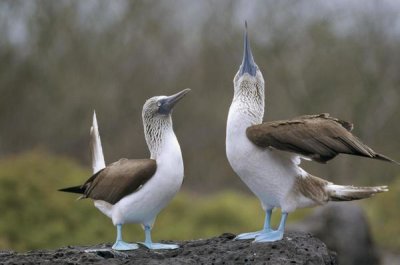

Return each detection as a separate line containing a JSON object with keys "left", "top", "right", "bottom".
{"left": 226, "top": 22, "right": 396, "bottom": 243}
{"left": 60, "top": 88, "right": 190, "bottom": 250}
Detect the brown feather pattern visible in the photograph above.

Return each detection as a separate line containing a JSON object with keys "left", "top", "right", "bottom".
{"left": 246, "top": 113, "right": 398, "bottom": 163}
{"left": 80, "top": 158, "right": 157, "bottom": 204}
{"left": 293, "top": 174, "right": 329, "bottom": 205}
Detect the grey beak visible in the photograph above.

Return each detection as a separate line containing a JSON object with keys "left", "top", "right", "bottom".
{"left": 158, "top": 88, "right": 191, "bottom": 114}
{"left": 239, "top": 21, "right": 257, "bottom": 77}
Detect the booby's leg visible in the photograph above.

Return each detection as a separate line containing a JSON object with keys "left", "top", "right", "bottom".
{"left": 139, "top": 225, "right": 179, "bottom": 250}
{"left": 235, "top": 209, "right": 274, "bottom": 240}
{"left": 254, "top": 212, "right": 288, "bottom": 242}
{"left": 112, "top": 224, "right": 139, "bottom": 250}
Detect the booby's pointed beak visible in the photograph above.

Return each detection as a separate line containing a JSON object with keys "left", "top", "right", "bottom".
{"left": 159, "top": 88, "right": 191, "bottom": 114}
{"left": 239, "top": 21, "right": 257, "bottom": 77}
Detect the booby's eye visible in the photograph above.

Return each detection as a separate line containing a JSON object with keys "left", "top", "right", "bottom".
{"left": 157, "top": 101, "right": 161, "bottom": 107}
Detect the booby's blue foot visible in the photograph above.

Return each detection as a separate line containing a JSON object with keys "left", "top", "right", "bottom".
{"left": 112, "top": 240, "right": 139, "bottom": 251}
{"left": 139, "top": 242, "right": 179, "bottom": 250}
{"left": 112, "top": 224, "right": 138, "bottom": 251}
{"left": 235, "top": 209, "right": 273, "bottom": 240}
{"left": 141, "top": 225, "right": 179, "bottom": 250}
{"left": 254, "top": 230, "right": 284, "bottom": 242}
{"left": 254, "top": 212, "right": 288, "bottom": 243}
{"left": 235, "top": 229, "right": 273, "bottom": 240}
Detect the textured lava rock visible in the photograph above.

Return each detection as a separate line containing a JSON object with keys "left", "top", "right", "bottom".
{"left": 0, "top": 232, "right": 337, "bottom": 265}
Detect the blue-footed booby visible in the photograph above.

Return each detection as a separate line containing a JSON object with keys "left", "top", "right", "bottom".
{"left": 226, "top": 23, "right": 397, "bottom": 243}
{"left": 59, "top": 88, "right": 190, "bottom": 250}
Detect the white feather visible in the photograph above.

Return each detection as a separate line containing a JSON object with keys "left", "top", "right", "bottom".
{"left": 89, "top": 111, "right": 112, "bottom": 217}
{"left": 90, "top": 111, "right": 106, "bottom": 174}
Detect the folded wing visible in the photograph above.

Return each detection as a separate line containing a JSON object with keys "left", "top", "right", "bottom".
{"left": 80, "top": 158, "right": 157, "bottom": 204}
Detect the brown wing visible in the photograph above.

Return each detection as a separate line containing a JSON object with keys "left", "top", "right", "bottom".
{"left": 80, "top": 158, "right": 157, "bottom": 204}
{"left": 247, "top": 113, "right": 397, "bottom": 163}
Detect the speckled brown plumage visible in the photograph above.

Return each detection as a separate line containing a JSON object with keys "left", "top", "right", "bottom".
{"left": 293, "top": 175, "right": 330, "bottom": 205}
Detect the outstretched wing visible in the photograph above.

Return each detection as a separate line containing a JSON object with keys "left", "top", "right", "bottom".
{"left": 246, "top": 113, "right": 397, "bottom": 163}
{"left": 80, "top": 158, "right": 157, "bottom": 204}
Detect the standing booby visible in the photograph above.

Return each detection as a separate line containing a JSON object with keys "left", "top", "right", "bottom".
{"left": 60, "top": 88, "right": 190, "bottom": 250}
{"left": 226, "top": 23, "right": 397, "bottom": 243}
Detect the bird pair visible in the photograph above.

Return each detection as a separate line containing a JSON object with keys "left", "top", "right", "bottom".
{"left": 60, "top": 23, "right": 397, "bottom": 250}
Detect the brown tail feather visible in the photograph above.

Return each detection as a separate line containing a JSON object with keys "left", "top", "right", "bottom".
{"left": 58, "top": 185, "right": 85, "bottom": 194}
{"left": 326, "top": 184, "right": 388, "bottom": 201}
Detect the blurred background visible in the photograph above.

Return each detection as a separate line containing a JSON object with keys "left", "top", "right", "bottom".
{"left": 0, "top": 0, "right": 399, "bottom": 264}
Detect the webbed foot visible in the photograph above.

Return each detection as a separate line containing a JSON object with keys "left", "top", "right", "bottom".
{"left": 141, "top": 224, "right": 179, "bottom": 250}
{"left": 139, "top": 242, "right": 179, "bottom": 249}
{"left": 235, "top": 229, "right": 273, "bottom": 240}
{"left": 254, "top": 230, "right": 284, "bottom": 242}
{"left": 112, "top": 240, "right": 139, "bottom": 251}
{"left": 254, "top": 212, "right": 288, "bottom": 243}
{"left": 235, "top": 209, "right": 274, "bottom": 240}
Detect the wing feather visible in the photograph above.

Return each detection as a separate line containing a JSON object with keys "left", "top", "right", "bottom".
{"left": 80, "top": 158, "right": 157, "bottom": 204}
{"left": 247, "top": 113, "right": 397, "bottom": 163}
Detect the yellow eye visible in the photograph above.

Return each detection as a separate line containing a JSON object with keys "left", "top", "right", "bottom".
{"left": 157, "top": 102, "right": 161, "bottom": 107}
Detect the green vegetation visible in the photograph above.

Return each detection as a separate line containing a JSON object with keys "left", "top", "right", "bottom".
{"left": 0, "top": 150, "right": 98, "bottom": 251}
{"left": 0, "top": 151, "right": 309, "bottom": 251}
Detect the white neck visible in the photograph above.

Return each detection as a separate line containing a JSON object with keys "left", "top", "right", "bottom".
{"left": 227, "top": 77, "right": 265, "bottom": 133}
{"left": 144, "top": 116, "right": 179, "bottom": 160}
{"left": 228, "top": 95, "right": 264, "bottom": 127}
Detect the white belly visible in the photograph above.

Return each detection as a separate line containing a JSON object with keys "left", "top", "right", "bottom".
{"left": 112, "top": 166, "right": 183, "bottom": 225}
{"left": 226, "top": 113, "right": 299, "bottom": 210}
{"left": 108, "top": 134, "right": 184, "bottom": 225}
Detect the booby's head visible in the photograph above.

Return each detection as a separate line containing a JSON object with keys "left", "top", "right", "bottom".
{"left": 142, "top": 88, "right": 190, "bottom": 158}
{"left": 234, "top": 22, "right": 264, "bottom": 96}
{"left": 231, "top": 22, "right": 265, "bottom": 123}
{"left": 239, "top": 21, "right": 258, "bottom": 77}
{"left": 142, "top": 88, "right": 191, "bottom": 119}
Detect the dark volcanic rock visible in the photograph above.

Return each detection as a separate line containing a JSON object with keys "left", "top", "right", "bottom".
{"left": 0, "top": 232, "right": 337, "bottom": 265}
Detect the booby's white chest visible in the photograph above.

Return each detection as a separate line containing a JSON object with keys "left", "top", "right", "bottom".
{"left": 226, "top": 108, "right": 297, "bottom": 209}
{"left": 111, "top": 132, "right": 184, "bottom": 225}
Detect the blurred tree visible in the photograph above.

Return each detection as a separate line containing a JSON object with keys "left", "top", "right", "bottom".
{"left": 0, "top": 0, "right": 399, "bottom": 193}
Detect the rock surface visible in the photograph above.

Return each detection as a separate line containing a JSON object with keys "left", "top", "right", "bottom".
{"left": 0, "top": 232, "right": 336, "bottom": 265}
